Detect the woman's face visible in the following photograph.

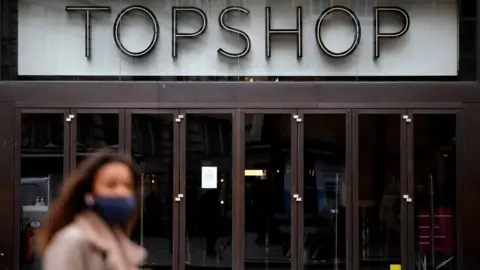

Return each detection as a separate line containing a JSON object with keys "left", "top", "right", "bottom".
{"left": 92, "top": 162, "right": 134, "bottom": 197}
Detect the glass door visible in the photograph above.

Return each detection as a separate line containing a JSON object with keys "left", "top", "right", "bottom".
{"left": 407, "top": 110, "right": 460, "bottom": 270}
{"left": 297, "top": 110, "right": 351, "bottom": 270}
{"left": 126, "top": 109, "right": 178, "bottom": 270}
{"left": 178, "top": 110, "right": 234, "bottom": 270}
{"left": 15, "top": 109, "right": 69, "bottom": 270}
{"left": 70, "top": 109, "right": 124, "bottom": 167}
{"left": 242, "top": 110, "right": 298, "bottom": 270}
{"left": 353, "top": 110, "right": 408, "bottom": 270}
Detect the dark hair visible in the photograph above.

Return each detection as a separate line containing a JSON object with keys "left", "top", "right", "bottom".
{"left": 37, "top": 149, "right": 139, "bottom": 253}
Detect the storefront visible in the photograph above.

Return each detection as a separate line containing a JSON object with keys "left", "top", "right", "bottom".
{"left": 0, "top": 0, "right": 479, "bottom": 270}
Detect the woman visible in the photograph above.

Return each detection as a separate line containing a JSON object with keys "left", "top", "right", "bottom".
{"left": 37, "top": 149, "right": 146, "bottom": 270}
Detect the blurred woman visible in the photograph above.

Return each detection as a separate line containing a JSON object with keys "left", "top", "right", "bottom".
{"left": 37, "top": 149, "right": 146, "bottom": 270}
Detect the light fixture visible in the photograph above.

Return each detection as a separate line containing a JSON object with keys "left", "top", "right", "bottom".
{"left": 245, "top": 169, "right": 266, "bottom": 176}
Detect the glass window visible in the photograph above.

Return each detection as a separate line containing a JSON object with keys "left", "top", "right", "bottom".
{"left": 19, "top": 113, "right": 66, "bottom": 270}
{"left": 184, "top": 114, "right": 233, "bottom": 268}
{"left": 358, "top": 114, "right": 403, "bottom": 270}
{"left": 75, "top": 113, "right": 119, "bottom": 164}
{"left": 130, "top": 114, "right": 174, "bottom": 269}
{"left": 244, "top": 114, "right": 292, "bottom": 268}
{"left": 413, "top": 114, "right": 457, "bottom": 270}
{"left": 302, "top": 114, "right": 347, "bottom": 269}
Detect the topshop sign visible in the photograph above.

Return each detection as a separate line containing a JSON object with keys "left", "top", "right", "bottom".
{"left": 65, "top": 5, "right": 409, "bottom": 60}
{"left": 18, "top": 0, "right": 458, "bottom": 76}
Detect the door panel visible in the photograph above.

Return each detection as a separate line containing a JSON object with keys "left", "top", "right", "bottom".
{"left": 408, "top": 112, "right": 459, "bottom": 270}
{"left": 16, "top": 109, "right": 69, "bottom": 270}
{"left": 70, "top": 109, "right": 124, "bottom": 166}
{"left": 353, "top": 111, "right": 408, "bottom": 270}
{"left": 297, "top": 111, "right": 350, "bottom": 270}
{"left": 242, "top": 111, "right": 297, "bottom": 270}
{"left": 178, "top": 111, "right": 234, "bottom": 270}
{"left": 126, "top": 110, "right": 177, "bottom": 270}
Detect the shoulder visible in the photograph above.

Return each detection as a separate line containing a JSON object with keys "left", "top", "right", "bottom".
{"left": 45, "top": 224, "right": 89, "bottom": 254}
{"left": 43, "top": 224, "right": 97, "bottom": 270}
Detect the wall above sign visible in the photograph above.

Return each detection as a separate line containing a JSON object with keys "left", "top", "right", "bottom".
{"left": 18, "top": 0, "right": 458, "bottom": 76}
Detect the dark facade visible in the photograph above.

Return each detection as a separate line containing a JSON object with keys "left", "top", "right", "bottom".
{"left": 1, "top": 1, "right": 480, "bottom": 270}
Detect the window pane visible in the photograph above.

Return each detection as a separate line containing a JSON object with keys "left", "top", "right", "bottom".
{"left": 303, "top": 114, "right": 347, "bottom": 269}
{"left": 413, "top": 114, "right": 456, "bottom": 270}
{"left": 76, "top": 113, "right": 119, "bottom": 164}
{"left": 130, "top": 114, "right": 174, "bottom": 269}
{"left": 19, "top": 113, "right": 65, "bottom": 270}
{"left": 185, "top": 114, "right": 233, "bottom": 268}
{"left": 244, "top": 114, "right": 292, "bottom": 268}
{"left": 358, "top": 114, "right": 402, "bottom": 270}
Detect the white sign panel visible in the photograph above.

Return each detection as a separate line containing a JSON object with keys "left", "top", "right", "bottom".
{"left": 201, "top": 166, "right": 218, "bottom": 189}
{"left": 18, "top": 0, "right": 458, "bottom": 76}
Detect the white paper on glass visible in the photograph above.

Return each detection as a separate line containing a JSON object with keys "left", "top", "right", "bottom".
{"left": 201, "top": 166, "right": 218, "bottom": 189}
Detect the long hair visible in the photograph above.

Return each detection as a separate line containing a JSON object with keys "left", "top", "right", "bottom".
{"left": 37, "top": 149, "right": 140, "bottom": 253}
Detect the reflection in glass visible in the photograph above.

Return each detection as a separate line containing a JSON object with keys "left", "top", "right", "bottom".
{"left": 130, "top": 114, "right": 174, "bottom": 269}
{"left": 303, "top": 114, "right": 346, "bottom": 269}
{"left": 413, "top": 115, "right": 456, "bottom": 270}
{"left": 76, "top": 113, "right": 119, "bottom": 164}
{"left": 358, "top": 115, "right": 402, "bottom": 270}
{"left": 19, "top": 114, "right": 65, "bottom": 270}
{"left": 244, "top": 114, "right": 291, "bottom": 268}
{"left": 185, "top": 114, "right": 232, "bottom": 268}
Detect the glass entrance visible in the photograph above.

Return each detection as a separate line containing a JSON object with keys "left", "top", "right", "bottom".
{"left": 179, "top": 111, "right": 234, "bottom": 270}
{"left": 408, "top": 112, "right": 458, "bottom": 270}
{"left": 127, "top": 110, "right": 176, "bottom": 269}
{"left": 13, "top": 107, "right": 461, "bottom": 270}
{"left": 243, "top": 112, "right": 297, "bottom": 269}
{"left": 298, "top": 111, "right": 349, "bottom": 270}
{"left": 354, "top": 111, "right": 408, "bottom": 270}
{"left": 16, "top": 109, "right": 69, "bottom": 270}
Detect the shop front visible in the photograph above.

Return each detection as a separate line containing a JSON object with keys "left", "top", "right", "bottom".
{"left": 0, "top": 1, "right": 479, "bottom": 270}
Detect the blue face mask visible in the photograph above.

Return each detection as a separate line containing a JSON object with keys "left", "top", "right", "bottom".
{"left": 93, "top": 196, "right": 136, "bottom": 225}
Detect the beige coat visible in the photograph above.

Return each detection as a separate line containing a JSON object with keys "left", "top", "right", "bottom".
{"left": 42, "top": 210, "right": 146, "bottom": 270}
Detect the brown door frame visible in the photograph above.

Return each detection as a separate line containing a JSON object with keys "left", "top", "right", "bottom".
{"left": 352, "top": 109, "right": 408, "bottom": 270}
{"left": 14, "top": 108, "right": 70, "bottom": 270}
{"left": 296, "top": 109, "right": 353, "bottom": 270}
{"left": 125, "top": 109, "right": 180, "bottom": 270}
{"left": 405, "top": 109, "right": 463, "bottom": 270}
{"left": 177, "top": 109, "right": 235, "bottom": 270}
{"left": 69, "top": 108, "right": 125, "bottom": 170}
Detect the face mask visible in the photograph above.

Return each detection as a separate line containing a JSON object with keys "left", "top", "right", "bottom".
{"left": 92, "top": 196, "right": 135, "bottom": 225}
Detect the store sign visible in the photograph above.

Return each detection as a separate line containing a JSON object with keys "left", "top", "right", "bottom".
{"left": 18, "top": 0, "right": 458, "bottom": 76}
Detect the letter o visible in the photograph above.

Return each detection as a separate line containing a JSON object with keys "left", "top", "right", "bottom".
{"left": 113, "top": 5, "right": 159, "bottom": 57}
{"left": 315, "top": 6, "right": 361, "bottom": 58}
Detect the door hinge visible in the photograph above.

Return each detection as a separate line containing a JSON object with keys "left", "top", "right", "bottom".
{"left": 293, "top": 114, "right": 302, "bottom": 123}
{"left": 402, "top": 115, "right": 412, "bottom": 123}
{"left": 66, "top": 114, "right": 75, "bottom": 122}
{"left": 174, "top": 193, "right": 184, "bottom": 202}
{"left": 175, "top": 114, "right": 184, "bottom": 123}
